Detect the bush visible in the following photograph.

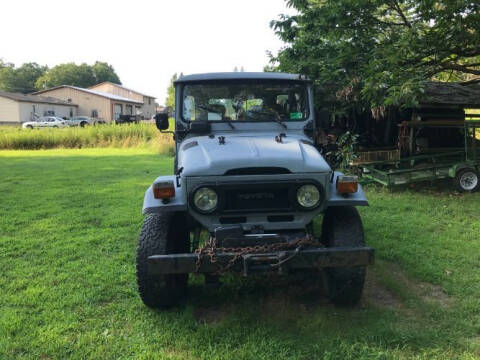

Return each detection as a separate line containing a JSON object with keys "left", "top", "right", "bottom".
{"left": 0, "top": 123, "right": 174, "bottom": 155}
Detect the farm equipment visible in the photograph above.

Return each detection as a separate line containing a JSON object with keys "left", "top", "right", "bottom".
{"left": 360, "top": 120, "right": 480, "bottom": 192}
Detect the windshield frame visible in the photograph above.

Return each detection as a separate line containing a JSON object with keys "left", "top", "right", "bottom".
{"left": 179, "top": 79, "right": 310, "bottom": 124}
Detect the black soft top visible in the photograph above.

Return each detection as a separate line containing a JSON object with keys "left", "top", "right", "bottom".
{"left": 175, "top": 72, "right": 309, "bottom": 83}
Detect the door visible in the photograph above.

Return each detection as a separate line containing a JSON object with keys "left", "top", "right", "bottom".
{"left": 114, "top": 104, "right": 123, "bottom": 120}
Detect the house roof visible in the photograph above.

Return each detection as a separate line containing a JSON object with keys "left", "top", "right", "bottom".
{"left": 89, "top": 82, "right": 156, "bottom": 99}
{"left": 175, "top": 72, "right": 309, "bottom": 83}
{"left": 421, "top": 82, "right": 480, "bottom": 107}
{"left": 0, "top": 91, "right": 78, "bottom": 106}
{"left": 33, "top": 85, "right": 144, "bottom": 104}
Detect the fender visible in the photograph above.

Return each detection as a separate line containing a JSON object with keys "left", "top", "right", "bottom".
{"left": 325, "top": 172, "right": 369, "bottom": 207}
{"left": 448, "top": 162, "right": 478, "bottom": 178}
{"left": 142, "top": 176, "right": 187, "bottom": 214}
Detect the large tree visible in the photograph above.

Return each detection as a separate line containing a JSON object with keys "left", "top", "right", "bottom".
{"left": 35, "top": 62, "right": 121, "bottom": 90}
{"left": 0, "top": 62, "right": 47, "bottom": 93}
{"left": 270, "top": 0, "right": 480, "bottom": 110}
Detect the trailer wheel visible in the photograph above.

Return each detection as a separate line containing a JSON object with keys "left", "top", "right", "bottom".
{"left": 455, "top": 169, "right": 479, "bottom": 193}
{"left": 322, "top": 206, "right": 366, "bottom": 306}
{"left": 136, "top": 213, "right": 190, "bottom": 309}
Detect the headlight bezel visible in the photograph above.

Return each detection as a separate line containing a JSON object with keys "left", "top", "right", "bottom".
{"left": 296, "top": 183, "right": 322, "bottom": 210}
{"left": 191, "top": 186, "right": 218, "bottom": 213}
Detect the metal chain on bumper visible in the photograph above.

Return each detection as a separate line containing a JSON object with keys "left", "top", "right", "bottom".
{"left": 194, "top": 234, "right": 316, "bottom": 275}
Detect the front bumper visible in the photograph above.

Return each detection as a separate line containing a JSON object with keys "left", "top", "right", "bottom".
{"left": 148, "top": 246, "right": 374, "bottom": 276}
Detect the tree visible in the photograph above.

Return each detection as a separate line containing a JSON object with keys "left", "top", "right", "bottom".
{"left": 35, "top": 62, "right": 121, "bottom": 90}
{"left": 92, "top": 61, "right": 121, "bottom": 84}
{"left": 165, "top": 73, "right": 183, "bottom": 108}
{"left": 270, "top": 0, "right": 480, "bottom": 110}
{"left": 0, "top": 62, "right": 47, "bottom": 93}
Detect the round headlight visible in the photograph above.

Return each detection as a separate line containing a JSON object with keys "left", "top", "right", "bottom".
{"left": 297, "top": 184, "right": 320, "bottom": 209}
{"left": 193, "top": 187, "right": 218, "bottom": 212}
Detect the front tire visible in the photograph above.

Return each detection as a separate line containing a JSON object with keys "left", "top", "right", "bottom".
{"left": 322, "top": 206, "right": 366, "bottom": 306}
{"left": 136, "top": 213, "right": 190, "bottom": 309}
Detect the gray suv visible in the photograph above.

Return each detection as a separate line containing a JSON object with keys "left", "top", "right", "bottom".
{"left": 137, "top": 72, "right": 374, "bottom": 308}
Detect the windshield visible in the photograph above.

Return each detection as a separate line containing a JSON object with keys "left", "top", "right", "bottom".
{"left": 182, "top": 81, "right": 309, "bottom": 122}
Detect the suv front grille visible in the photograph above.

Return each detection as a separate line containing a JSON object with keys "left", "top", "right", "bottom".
{"left": 223, "top": 185, "right": 292, "bottom": 212}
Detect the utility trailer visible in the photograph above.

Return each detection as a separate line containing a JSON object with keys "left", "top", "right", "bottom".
{"left": 361, "top": 120, "right": 480, "bottom": 192}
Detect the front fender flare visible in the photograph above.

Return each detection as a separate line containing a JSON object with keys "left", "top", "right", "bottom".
{"left": 142, "top": 176, "right": 187, "bottom": 215}
{"left": 325, "top": 172, "right": 369, "bottom": 207}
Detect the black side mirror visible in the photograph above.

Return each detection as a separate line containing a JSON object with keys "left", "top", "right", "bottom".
{"left": 154, "top": 113, "right": 169, "bottom": 131}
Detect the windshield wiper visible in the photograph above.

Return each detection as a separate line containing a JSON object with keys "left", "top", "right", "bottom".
{"left": 272, "top": 113, "right": 287, "bottom": 129}
{"left": 224, "top": 118, "right": 236, "bottom": 129}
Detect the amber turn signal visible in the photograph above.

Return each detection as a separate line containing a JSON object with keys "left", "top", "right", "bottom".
{"left": 336, "top": 175, "right": 358, "bottom": 194}
{"left": 153, "top": 181, "right": 175, "bottom": 199}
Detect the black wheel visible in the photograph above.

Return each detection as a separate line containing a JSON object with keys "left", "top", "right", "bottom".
{"left": 53, "top": 126, "right": 58, "bottom": 128}
{"left": 26, "top": 125, "right": 33, "bottom": 129}
{"left": 80, "top": 121, "right": 87, "bottom": 127}
{"left": 454, "top": 168, "right": 479, "bottom": 193}
{"left": 322, "top": 206, "right": 366, "bottom": 306}
{"left": 136, "top": 213, "right": 190, "bottom": 309}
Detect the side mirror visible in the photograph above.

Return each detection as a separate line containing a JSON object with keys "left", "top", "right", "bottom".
{"left": 154, "top": 113, "right": 169, "bottom": 131}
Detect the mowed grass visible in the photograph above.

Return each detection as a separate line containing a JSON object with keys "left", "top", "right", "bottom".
{"left": 1, "top": 148, "right": 480, "bottom": 359}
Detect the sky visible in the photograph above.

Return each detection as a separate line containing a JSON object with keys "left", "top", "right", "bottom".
{"left": 0, "top": 0, "right": 294, "bottom": 104}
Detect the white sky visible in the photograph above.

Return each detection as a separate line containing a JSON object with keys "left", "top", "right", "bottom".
{"left": 0, "top": 0, "right": 294, "bottom": 104}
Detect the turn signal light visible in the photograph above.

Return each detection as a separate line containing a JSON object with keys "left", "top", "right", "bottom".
{"left": 336, "top": 175, "right": 358, "bottom": 194}
{"left": 153, "top": 181, "right": 175, "bottom": 199}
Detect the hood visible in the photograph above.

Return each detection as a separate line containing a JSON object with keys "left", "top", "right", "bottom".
{"left": 178, "top": 134, "right": 331, "bottom": 176}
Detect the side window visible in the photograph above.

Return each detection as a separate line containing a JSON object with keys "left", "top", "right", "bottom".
{"left": 91, "top": 110, "right": 98, "bottom": 118}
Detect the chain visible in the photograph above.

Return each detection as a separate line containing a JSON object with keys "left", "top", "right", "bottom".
{"left": 194, "top": 234, "right": 316, "bottom": 275}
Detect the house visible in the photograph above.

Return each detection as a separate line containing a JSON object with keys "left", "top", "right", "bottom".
{"left": 88, "top": 82, "right": 156, "bottom": 119}
{"left": 0, "top": 91, "right": 78, "bottom": 125}
{"left": 33, "top": 85, "right": 143, "bottom": 122}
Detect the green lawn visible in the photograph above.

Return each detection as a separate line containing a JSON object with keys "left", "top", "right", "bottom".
{"left": 1, "top": 148, "right": 480, "bottom": 359}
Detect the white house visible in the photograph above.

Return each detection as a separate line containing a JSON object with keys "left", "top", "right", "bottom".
{"left": 0, "top": 91, "right": 78, "bottom": 125}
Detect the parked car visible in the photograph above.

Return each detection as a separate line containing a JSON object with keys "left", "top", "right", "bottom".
{"left": 22, "top": 116, "right": 68, "bottom": 129}
{"left": 65, "top": 116, "right": 93, "bottom": 127}
{"left": 136, "top": 72, "right": 374, "bottom": 309}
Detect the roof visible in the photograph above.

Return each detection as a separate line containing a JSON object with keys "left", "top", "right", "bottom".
{"left": 33, "top": 85, "right": 144, "bottom": 104}
{"left": 421, "top": 82, "right": 480, "bottom": 107}
{"left": 0, "top": 91, "right": 78, "bottom": 106}
{"left": 88, "top": 82, "right": 156, "bottom": 99}
{"left": 175, "top": 72, "right": 309, "bottom": 83}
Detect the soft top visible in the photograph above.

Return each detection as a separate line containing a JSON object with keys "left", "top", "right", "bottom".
{"left": 175, "top": 72, "right": 309, "bottom": 83}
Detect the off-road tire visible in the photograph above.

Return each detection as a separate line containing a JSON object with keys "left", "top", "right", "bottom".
{"left": 454, "top": 168, "right": 479, "bottom": 193}
{"left": 137, "top": 213, "right": 190, "bottom": 309}
{"left": 80, "top": 121, "right": 88, "bottom": 127}
{"left": 322, "top": 206, "right": 366, "bottom": 306}
{"left": 26, "top": 125, "right": 33, "bottom": 129}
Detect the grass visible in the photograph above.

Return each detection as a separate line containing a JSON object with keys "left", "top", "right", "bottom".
{"left": 0, "top": 123, "right": 174, "bottom": 154}
{"left": 1, "top": 148, "right": 480, "bottom": 359}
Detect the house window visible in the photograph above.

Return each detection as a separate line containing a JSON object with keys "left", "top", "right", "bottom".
{"left": 91, "top": 110, "right": 98, "bottom": 118}
{"left": 70, "top": 108, "right": 73, "bottom": 117}
{"left": 148, "top": 98, "right": 151, "bottom": 105}
{"left": 126, "top": 105, "right": 133, "bottom": 115}
{"left": 114, "top": 104, "right": 123, "bottom": 120}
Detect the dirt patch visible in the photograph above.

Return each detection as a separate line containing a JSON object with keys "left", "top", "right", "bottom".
{"left": 363, "top": 271, "right": 404, "bottom": 309}
{"left": 368, "top": 262, "right": 454, "bottom": 309}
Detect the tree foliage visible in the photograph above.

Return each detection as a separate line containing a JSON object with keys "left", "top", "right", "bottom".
{"left": 165, "top": 73, "right": 183, "bottom": 108}
{"left": 0, "top": 60, "right": 121, "bottom": 93}
{"left": 35, "top": 62, "right": 121, "bottom": 90}
{"left": 0, "top": 61, "right": 47, "bottom": 93}
{"left": 270, "top": 0, "right": 480, "bottom": 109}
